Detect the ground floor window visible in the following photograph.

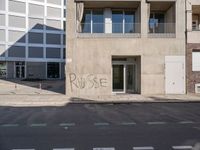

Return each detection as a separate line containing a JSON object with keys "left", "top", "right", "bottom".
{"left": 47, "top": 62, "right": 60, "bottom": 79}
{"left": 0, "top": 62, "right": 6, "bottom": 78}
{"left": 192, "top": 50, "right": 200, "bottom": 71}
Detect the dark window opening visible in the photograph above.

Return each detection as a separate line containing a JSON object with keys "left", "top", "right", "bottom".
{"left": 47, "top": 62, "right": 60, "bottom": 79}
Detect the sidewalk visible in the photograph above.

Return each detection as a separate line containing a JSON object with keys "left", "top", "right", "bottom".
{"left": 0, "top": 94, "right": 200, "bottom": 107}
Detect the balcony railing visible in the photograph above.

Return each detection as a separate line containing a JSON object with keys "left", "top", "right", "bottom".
{"left": 148, "top": 23, "right": 176, "bottom": 38}
{"left": 193, "top": 26, "right": 200, "bottom": 31}
{"left": 78, "top": 23, "right": 141, "bottom": 35}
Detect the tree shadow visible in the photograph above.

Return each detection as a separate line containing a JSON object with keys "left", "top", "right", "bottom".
{"left": 0, "top": 24, "right": 65, "bottom": 94}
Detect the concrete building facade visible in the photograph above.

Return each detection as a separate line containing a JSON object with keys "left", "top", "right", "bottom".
{"left": 0, "top": 0, "right": 66, "bottom": 80}
{"left": 186, "top": 0, "right": 200, "bottom": 93}
{"left": 66, "top": 0, "right": 186, "bottom": 96}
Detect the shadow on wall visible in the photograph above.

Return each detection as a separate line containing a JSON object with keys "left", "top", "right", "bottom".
{"left": 0, "top": 24, "right": 66, "bottom": 94}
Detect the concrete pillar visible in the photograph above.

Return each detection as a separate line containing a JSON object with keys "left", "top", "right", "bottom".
{"left": 186, "top": 0, "right": 192, "bottom": 32}
{"left": 141, "top": 0, "right": 149, "bottom": 38}
{"left": 104, "top": 8, "right": 112, "bottom": 33}
{"left": 135, "top": 4, "right": 141, "bottom": 33}
{"left": 176, "top": 0, "right": 186, "bottom": 39}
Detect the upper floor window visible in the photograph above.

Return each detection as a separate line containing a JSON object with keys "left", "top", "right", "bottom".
{"left": 81, "top": 9, "right": 104, "bottom": 33}
{"left": 112, "top": 10, "right": 135, "bottom": 33}
{"left": 149, "top": 13, "right": 165, "bottom": 33}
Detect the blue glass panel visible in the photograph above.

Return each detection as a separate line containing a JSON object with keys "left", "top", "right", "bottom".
{"left": 125, "top": 11, "right": 135, "bottom": 33}
{"left": 82, "top": 10, "right": 91, "bottom": 33}
{"left": 92, "top": 10, "right": 104, "bottom": 33}
{"left": 112, "top": 11, "right": 123, "bottom": 33}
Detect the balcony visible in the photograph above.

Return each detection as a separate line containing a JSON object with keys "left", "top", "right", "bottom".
{"left": 148, "top": 23, "right": 176, "bottom": 38}
{"left": 187, "top": 5, "right": 200, "bottom": 43}
{"left": 78, "top": 23, "right": 141, "bottom": 38}
{"left": 148, "top": 2, "right": 176, "bottom": 38}
{"left": 192, "top": 6, "right": 200, "bottom": 31}
{"left": 76, "top": 1, "right": 141, "bottom": 38}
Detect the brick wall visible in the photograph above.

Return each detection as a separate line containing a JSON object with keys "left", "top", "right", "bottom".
{"left": 186, "top": 43, "right": 200, "bottom": 93}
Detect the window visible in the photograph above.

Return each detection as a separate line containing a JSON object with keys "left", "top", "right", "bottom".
{"left": 125, "top": 11, "right": 135, "bottom": 33}
{"left": 112, "top": 10, "right": 123, "bottom": 33}
{"left": 92, "top": 10, "right": 104, "bottom": 33}
{"left": 81, "top": 9, "right": 104, "bottom": 33}
{"left": 149, "top": 13, "right": 164, "bottom": 33}
{"left": 192, "top": 51, "right": 200, "bottom": 71}
{"left": 47, "top": 62, "right": 60, "bottom": 78}
{"left": 112, "top": 10, "right": 135, "bottom": 33}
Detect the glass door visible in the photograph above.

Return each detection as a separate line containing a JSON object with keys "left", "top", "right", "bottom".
{"left": 15, "top": 66, "right": 21, "bottom": 78}
{"left": 15, "top": 62, "right": 25, "bottom": 79}
{"left": 126, "top": 64, "right": 136, "bottom": 93}
{"left": 112, "top": 65, "right": 124, "bottom": 92}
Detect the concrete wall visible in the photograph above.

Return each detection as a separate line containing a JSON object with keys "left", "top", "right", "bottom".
{"left": 165, "top": 4, "right": 176, "bottom": 33}
{"left": 66, "top": 0, "right": 186, "bottom": 96}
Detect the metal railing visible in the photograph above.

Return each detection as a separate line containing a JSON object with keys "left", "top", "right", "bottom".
{"left": 79, "top": 23, "right": 141, "bottom": 34}
{"left": 149, "top": 23, "right": 176, "bottom": 34}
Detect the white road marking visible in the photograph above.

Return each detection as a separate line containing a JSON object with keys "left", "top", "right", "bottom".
{"left": 94, "top": 122, "right": 110, "bottom": 126}
{"left": 133, "top": 146, "right": 154, "bottom": 150}
{"left": 93, "top": 148, "right": 115, "bottom": 150}
{"left": 1, "top": 124, "right": 19, "bottom": 127}
{"left": 193, "top": 126, "right": 200, "bottom": 130}
{"left": 53, "top": 148, "right": 74, "bottom": 150}
{"left": 172, "top": 145, "right": 193, "bottom": 149}
{"left": 64, "top": 126, "right": 69, "bottom": 130}
{"left": 12, "top": 149, "right": 35, "bottom": 150}
{"left": 30, "top": 123, "right": 47, "bottom": 127}
{"left": 121, "top": 122, "right": 136, "bottom": 125}
{"left": 178, "top": 121, "right": 194, "bottom": 124}
{"left": 59, "top": 123, "right": 76, "bottom": 126}
{"left": 147, "top": 121, "right": 166, "bottom": 125}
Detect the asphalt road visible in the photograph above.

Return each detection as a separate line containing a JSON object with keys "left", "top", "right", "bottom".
{"left": 0, "top": 102, "right": 200, "bottom": 150}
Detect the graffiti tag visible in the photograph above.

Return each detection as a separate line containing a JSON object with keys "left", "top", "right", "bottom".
{"left": 69, "top": 73, "right": 108, "bottom": 92}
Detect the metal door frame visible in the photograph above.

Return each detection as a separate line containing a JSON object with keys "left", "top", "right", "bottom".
{"left": 112, "top": 61, "right": 137, "bottom": 94}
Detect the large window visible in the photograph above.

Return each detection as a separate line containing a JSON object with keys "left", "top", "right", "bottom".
{"left": 81, "top": 9, "right": 104, "bottom": 33}
{"left": 192, "top": 51, "right": 200, "bottom": 71}
{"left": 47, "top": 62, "right": 60, "bottom": 78}
{"left": 112, "top": 10, "right": 135, "bottom": 33}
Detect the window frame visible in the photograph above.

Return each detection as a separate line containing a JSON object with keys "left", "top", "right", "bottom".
{"left": 81, "top": 9, "right": 104, "bottom": 33}
{"left": 111, "top": 9, "right": 135, "bottom": 34}
{"left": 192, "top": 50, "right": 200, "bottom": 72}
